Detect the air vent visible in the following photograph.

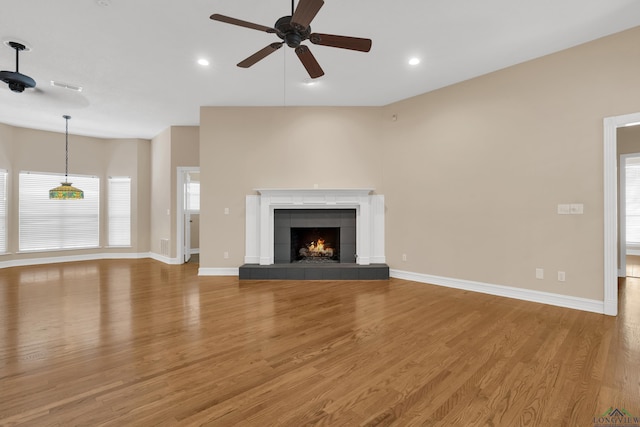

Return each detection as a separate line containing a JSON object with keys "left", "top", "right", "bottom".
{"left": 50, "top": 80, "right": 83, "bottom": 92}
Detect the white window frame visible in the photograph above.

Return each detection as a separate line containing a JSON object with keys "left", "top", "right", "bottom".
{"left": 0, "top": 169, "right": 7, "bottom": 254}
{"left": 108, "top": 176, "right": 131, "bottom": 247}
{"left": 19, "top": 171, "right": 100, "bottom": 252}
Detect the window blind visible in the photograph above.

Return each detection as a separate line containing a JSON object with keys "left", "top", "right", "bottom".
{"left": 19, "top": 172, "right": 100, "bottom": 251}
{"left": 626, "top": 157, "right": 640, "bottom": 244}
{"left": 108, "top": 177, "right": 131, "bottom": 247}
{"left": 0, "top": 170, "right": 7, "bottom": 253}
{"left": 185, "top": 181, "right": 200, "bottom": 212}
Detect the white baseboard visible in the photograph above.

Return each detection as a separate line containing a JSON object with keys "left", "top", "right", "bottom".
{"left": 149, "top": 252, "right": 182, "bottom": 265}
{"left": 10, "top": 253, "right": 596, "bottom": 313}
{"left": 390, "top": 269, "right": 604, "bottom": 315}
{"left": 198, "top": 267, "right": 239, "bottom": 276}
{"left": 0, "top": 252, "right": 152, "bottom": 269}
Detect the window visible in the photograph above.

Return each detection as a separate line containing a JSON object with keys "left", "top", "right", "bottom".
{"left": 0, "top": 169, "right": 7, "bottom": 253}
{"left": 626, "top": 157, "right": 640, "bottom": 244}
{"left": 185, "top": 180, "right": 200, "bottom": 212}
{"left": 19, "top": 172, "right": 99, "bottom": 251}
{"left": 108, "top": 177, "right": 131, "bottom": 247}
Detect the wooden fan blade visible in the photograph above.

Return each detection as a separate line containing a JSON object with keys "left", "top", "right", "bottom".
{"left": 310, "top": 33, "right": 372, "bottom": 52}
{"left": 291, "top": 0, "right": 324, "bottom": 31}
{"left": 210, "top": 14, "right": 276, "bottom": 33}
{"left": 237, "top": 43, "right": 283, "bottom": 68}
{"left": 295, "top": 45, "right": 324, "bottom": 79}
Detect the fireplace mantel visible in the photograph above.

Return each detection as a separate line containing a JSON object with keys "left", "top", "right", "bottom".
{"left": 245, "top": 188, "right": 385, "bottom": 266}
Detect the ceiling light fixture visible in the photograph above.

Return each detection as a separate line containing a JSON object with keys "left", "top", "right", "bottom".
{"left": 197, "top": 58, "right": 210, "bottom": 66}
{"left": 408, "top": 57, "right": 421, "bottom": 66}
{"left": 0, "top": 41, "right": 36, "bottom": 93}
{"left": 50, "top": 80, "right": 83, "bottom": 92}
{"left": 49, "top": 115, "right": 84, "bottom": 200}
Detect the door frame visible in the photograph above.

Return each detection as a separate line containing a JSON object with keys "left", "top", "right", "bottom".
{"left": 176, "top": 166, "right": 200, "bottom": 264}
{"left": 603, "top": 112, "right": 640, "bottom": 316}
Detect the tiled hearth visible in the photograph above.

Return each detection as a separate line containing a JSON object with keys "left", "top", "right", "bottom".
{"left": 240, "top": 188, "right": 389, "bottom": 280}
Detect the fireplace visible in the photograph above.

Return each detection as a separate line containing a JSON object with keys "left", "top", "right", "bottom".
{"left": 292, "top": 228, "right": 339, "bottom": 262}
{"left": 274, "top": 209, "right": 356, "bottom": 264}
{"left": 241, "top": 189, "right": 388, "bottom": 279}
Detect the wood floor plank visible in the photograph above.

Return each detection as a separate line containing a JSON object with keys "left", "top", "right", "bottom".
{"left": 1, "top": 259, "right": 639, "bottom": 426}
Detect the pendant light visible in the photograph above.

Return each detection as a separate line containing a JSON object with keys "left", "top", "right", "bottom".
{"left": 49, "top": 115, "right": 84, "bottom": 199}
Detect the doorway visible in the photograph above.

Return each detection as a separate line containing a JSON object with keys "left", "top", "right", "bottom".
{"left": 177, "top": 167, "right": 200, "bottom": 264}
{"left": 604, "top": 112, "right": 640, "bottom": 316}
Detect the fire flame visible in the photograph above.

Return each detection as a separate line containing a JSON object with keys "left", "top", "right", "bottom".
{"left": 304, "top": 238, "right": 333, "bottom": 257}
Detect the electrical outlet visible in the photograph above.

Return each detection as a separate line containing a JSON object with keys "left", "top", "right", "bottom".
{"left": 223, "top": 251, "right": 229, "bottom": 259}
{"left": 224, "top": 208, "right": 229, "bottom": 215}
{"left": 536, "top": 268, "right": 544, "bottom": 279}
{"left": 402, "top": 254, "right": 407, "bottom": 262}
{"left": 558, "top": 271, "right": 566, "bottom": 282}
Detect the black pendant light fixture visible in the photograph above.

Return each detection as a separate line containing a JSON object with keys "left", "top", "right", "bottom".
{"left": 49, "top": 115, "right": 84, "bottom": 199}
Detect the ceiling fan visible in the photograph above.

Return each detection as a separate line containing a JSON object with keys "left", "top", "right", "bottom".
{"left": 210, "top": 0, "right": 372, "bottom": 79}
{"left": 0, "top": 41, "right": 36, "bottom": 93}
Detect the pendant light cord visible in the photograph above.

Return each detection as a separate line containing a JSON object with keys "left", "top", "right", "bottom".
{"left": 63, "top": 115, "right": 71, "bottom": 180}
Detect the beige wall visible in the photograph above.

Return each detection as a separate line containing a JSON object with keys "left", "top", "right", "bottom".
{"left": 381, "top": 26, "right": 639, "bottom": 301}
{"left": 200, "top": 107, "right": 383, "bottom": 268}
{"left": 150, "top": 128, "right": 171, "bottom": 256}
{"left": 171, "top": 126, "right": 199, "bottom": 258}
{"left": 199, "top": 26, "right": 640, "bottom": 301}
{"left": 0, "top": 123, "right": 150, "bottom": 260}
{"left": 618, "top": 125, "right": 640, "bottom": 155}
{"left": 149, "top": 126, "right": 199, "bottom": 258}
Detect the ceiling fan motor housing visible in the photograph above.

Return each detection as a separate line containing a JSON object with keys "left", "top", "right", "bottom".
{"left": 275, "top": 16, "right": 311, "bottom": 48}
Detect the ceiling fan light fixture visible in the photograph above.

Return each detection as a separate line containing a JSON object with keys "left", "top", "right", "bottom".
{"left": 49, "top": 115, "right": 84, "bottom": 200}
{"left": 1, "top": 41, "right": 36, "bottom": 93}
{"left": 210, "top": 0, "right": 371, "bottom": 79}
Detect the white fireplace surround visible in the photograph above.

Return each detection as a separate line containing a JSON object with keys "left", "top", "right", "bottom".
{"left": 245, "top": 189, "right": 385, "bottom": 266}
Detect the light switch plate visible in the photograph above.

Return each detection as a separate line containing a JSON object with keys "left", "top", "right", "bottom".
{"left": 570, "top": 204, "right": 584, "bottom": 214}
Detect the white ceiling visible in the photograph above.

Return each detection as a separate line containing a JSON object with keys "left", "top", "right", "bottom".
{"left": 1, "top": 0, "right": 640, "bottom": 139}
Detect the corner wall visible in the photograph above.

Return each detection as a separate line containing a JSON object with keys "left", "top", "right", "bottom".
{"left": 0, "top": 123, "right": 151, "bottom": 262}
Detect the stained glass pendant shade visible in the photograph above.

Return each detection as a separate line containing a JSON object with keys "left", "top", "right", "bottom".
{"left": 49, "top": 115, "right": 84, "bottom": 199}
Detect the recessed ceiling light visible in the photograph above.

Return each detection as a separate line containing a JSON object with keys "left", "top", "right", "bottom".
{"left": 408, "top": 57, "right": 421, "bottom": 66}
{"left": 197, "top": 58, "right": 210, "bottom": 66}
{"left": 95, "top": 0, "right": 111, "bottom": 7}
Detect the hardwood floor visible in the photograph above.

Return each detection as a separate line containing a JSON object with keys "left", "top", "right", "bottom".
{"left": 626, "top": 255, "right": 640, "bottom": 278}
{"left": 1, "top": 259, "right": 638, "bottom": 426}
